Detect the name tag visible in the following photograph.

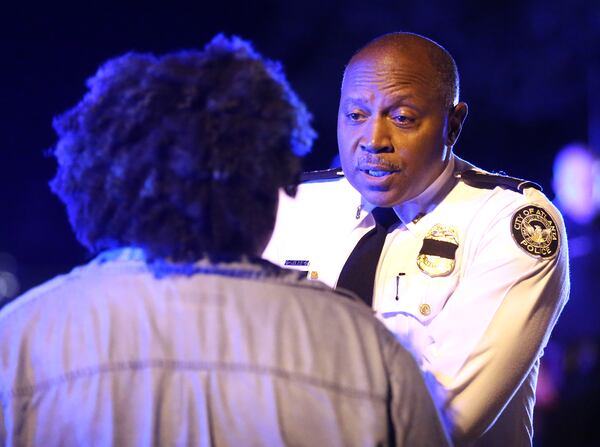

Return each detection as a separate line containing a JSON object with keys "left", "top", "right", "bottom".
{"left": 284, "top": 260, "right": 310, "bottom": 267}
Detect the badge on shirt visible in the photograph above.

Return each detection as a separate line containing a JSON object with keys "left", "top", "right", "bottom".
{"left": 511, "top": 205, "right": 559, "bottom": 258}
{"left": 417, "top": 224, "right": 459, "bottom": 277}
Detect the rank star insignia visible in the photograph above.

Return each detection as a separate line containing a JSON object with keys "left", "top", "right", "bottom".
{"left": 417, "top": 224, "right": 459, "bottom": 277}
{"left": 511, "top": 205, "right": 559, "bottom": 258}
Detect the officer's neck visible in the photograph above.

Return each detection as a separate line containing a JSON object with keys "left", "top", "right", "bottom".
{"left": 391, "top": 155, "right": 456, "bottom": 225}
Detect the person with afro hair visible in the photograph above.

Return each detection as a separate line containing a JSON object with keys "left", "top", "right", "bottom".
{"left": 0, "top": 35, "right": 449, "bottom": 446}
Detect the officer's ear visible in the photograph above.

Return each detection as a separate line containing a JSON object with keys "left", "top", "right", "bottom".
{"left": 446, "top": 102, "right": 468, "bottom": 148}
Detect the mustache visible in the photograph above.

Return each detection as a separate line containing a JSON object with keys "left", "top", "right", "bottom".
{"left": 356, "top": 154, "right": 402, "bottom": 171}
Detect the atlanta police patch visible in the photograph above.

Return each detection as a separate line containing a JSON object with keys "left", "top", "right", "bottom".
{"left": 511, "top": 205, "right": 559, "bottom": 258}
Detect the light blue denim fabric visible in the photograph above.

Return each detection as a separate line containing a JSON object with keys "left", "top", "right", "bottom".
{"left": 0, "top": 249, "right": 449, "bottom": 446}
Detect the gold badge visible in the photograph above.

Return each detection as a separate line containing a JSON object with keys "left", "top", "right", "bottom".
{"left": 511, "top": 205, "right": 559, "bottom": 258}
{"left": 309, "top": 271, "right": 319, "bottom": 280}
{"left": 417, "top": 224, "right": 459, "bottom": 277}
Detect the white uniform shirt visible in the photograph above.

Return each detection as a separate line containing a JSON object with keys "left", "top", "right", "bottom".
{"left": 264, "top": 154, "right": 569, "bottom": 446}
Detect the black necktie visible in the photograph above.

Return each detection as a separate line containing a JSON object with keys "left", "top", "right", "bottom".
{"left": 336, "top": 207, "right": 399, "bottom": 306}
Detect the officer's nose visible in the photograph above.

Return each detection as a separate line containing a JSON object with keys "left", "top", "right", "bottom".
{"left": 359, "top": 117, "right": 392, "bottom": 153}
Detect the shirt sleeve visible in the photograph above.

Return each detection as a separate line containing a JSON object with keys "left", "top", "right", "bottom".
{"left": 423, "top": 199, "right": 569, "bottom": 443}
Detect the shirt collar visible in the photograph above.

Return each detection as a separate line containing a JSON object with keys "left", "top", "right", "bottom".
{"left": 353, "top": 154, "right": 457, "bottom": 228}
{"left": 92, "top": 247, "right": 296, "bottom": 280}
{"left": 393, "top": 155, "right": 457, "bottom": 225}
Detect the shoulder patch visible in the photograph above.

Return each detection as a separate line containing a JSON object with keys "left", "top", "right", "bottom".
{"left": 300, "top": 167, "right": 344, "bottom": 183}
{"left": 459, "top": 169, "right": 542, "bottom": 193}
{"left": 511, "top": 205, "right": 559, "bottom": 258}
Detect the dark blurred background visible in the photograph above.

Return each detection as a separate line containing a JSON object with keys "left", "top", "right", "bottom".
{"left": 1, "top": 1, "right": 599, "bottom": 445}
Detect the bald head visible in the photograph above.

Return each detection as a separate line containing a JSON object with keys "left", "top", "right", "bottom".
{"left": 337, "top": 31, "right": 469, "bottom": 206}
{"left": 346, "top": 32, "right": 460, "bottom": 109}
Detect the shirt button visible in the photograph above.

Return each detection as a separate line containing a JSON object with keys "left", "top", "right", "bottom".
{"left": 419, "top": 303, "right": 431, "bottom": 316}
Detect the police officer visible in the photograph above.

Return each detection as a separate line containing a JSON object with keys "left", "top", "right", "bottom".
{"left": 264, "top": 32, "right": 569, "bottom": 446}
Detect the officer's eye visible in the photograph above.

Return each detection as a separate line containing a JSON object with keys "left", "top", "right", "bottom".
{"left": 347, "top": 112, "right": 365, "bottom": 121}
{"left": 392, "top": 114, "right": 415, "bottom": 126}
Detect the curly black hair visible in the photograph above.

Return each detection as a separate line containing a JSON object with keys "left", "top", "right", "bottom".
{"left": 50, "top": 34, "right": 316, "bottom": 262}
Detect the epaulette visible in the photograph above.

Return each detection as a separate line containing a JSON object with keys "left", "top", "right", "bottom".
{"left": 457, "top": 169, "right": 542, "bottom": 193}
{"left": 299, "top": 167, "right": 345, "bottom": 183}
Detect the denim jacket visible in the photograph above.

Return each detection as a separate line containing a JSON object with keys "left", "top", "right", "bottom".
{"left": 0, "top": 249, "right": 449, "bottom": 446}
